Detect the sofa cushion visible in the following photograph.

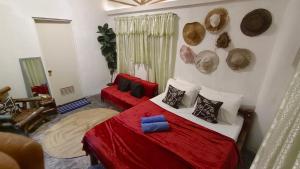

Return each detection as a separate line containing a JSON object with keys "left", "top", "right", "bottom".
{"left": 114, "top": 73, "right": 158, "bottom": 98}
{"left": 118, "top": 77, "right": 131, "bottom": 92}
{"left": 114, "top": 73, "right": 139, "bottom": 85}
{"left": 136, "top": 79, "right": 158, "bottom": 98}
{"left": 101, "top": 85, "right": 150, "bottom": 110}
{"left": 130, "top": 82, "right": 144, "bottom": 98}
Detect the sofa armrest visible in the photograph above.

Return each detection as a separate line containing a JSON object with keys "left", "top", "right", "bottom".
{"left": 14, "top": 97, "right": 43, "bottom": 103}
{"left": 0, "top": 152, "right": 20, "bottom": 169}
{"left": 15, "top": 107, "right": 45, "bottom": 128}
{"left": 0, "top": 132, "right": 44, "bottom": 169}
{"left": 139, "top": 80, "right": 158, "bottom": 98}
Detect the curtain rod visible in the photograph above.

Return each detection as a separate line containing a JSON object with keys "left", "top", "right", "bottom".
{"left": 114, "top": 12, "right": 177, "bottom": 19}
{"left": 33, "top": 17, "right": 72, "bottom": 23}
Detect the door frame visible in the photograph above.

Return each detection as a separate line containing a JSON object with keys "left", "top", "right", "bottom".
{"left": 33, "top": 17, "right": 83, "bottom": 105}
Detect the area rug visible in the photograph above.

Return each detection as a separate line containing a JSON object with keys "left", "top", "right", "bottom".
{"left": 57, "top": 98, "right": 91, "bottom": 114}
{"left": 42, "top": 108, "right": 119, "bottom": 159}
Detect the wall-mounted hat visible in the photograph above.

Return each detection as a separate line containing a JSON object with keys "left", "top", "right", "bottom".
{"left": 226, "top": 48, "right": 253, "bottom": 70}
{"left": 216, "top": 32, "right": 231, "bottom": 48}
{"left": 241, "top": 8, "right": 272, "bottom": 37}
{"left": 183, "top": 22, "right": 206, "bottom": 46}
{"left": 180, "top": 45, "right": 196, "bottom": 64}
{"left": 195, "top": 50, "right": 219, "bottom": 74}
{"left": 205, "top": 8, "right": 229, "bottom": 33}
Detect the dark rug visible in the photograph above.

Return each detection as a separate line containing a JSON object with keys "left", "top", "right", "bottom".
{"left": 57, "top": 98, "right": 91, "bottom": 114}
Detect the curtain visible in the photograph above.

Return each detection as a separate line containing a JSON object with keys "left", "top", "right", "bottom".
{"left": 115, "top": 13, "right": 178, "bottom": 92}
{"left": 20, "top": 58, "right": 47, "bottom": 87}
{"left": 250, "top": 63, "right": 300, "bottom": 169}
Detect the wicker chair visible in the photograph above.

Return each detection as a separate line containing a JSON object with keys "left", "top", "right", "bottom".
{"left": 0, "top": 86, "right": 47, "bottom": 133}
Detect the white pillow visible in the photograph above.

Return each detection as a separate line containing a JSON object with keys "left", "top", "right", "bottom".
{"left": 165, "top": 78, "right": 200, "bottom": 107}
{"left": 199, "top": 86, "right": 243, "bottom": 124}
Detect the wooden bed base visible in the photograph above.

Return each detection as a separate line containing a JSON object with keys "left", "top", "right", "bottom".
{"left": 236, "top": 108, "right": 254, "bottom": 152}
{"left": 87, "top": 108, "right": 255, "bottom": 166}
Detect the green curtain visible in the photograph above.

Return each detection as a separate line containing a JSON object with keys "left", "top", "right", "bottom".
{"left": 20, "top": 58, "right": 47, "bottom": 87}
{"left": 115, "top": 13, "right": 178, "bottom": 92}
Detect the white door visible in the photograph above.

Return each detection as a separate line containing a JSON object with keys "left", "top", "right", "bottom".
{"left": 35, "top": 21, "right": 82, "bottom": 105}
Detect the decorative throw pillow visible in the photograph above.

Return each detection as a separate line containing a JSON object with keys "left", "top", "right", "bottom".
{"left": 165, "top": 78, "right": 200, "bottom": 107}
{"left": 130, "top": 82, "right": 144, "bottom": 98}
{"left": 200, "top": 86, "right": 243, "bottom": 124}
{"left": 192, "top": 94, "right": 223, "bottom": 123}
{"left": 118, "top": 77, "right": 131, "bottom": 92}
{"left": 0, "top": 97, "right": 19, "bottom": 117}
{"left": 162, "top": 85, "right": 185, "bottom": 109}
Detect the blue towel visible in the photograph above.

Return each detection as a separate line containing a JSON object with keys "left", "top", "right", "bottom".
{"left": 141, "top": 115, "right": 166, "bottom": 123}
{"left": 141, "top": 122, "right": 170, "bottom": 133}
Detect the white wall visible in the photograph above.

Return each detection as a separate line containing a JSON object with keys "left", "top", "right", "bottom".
{"left": 249, "top": 0, "right": 300, "bottom": 151}
{"left": 68, "top": 0, "right": 111, "bottom": 97}
{"left": 107, "top": 0, "right": 291, "bottom": 152}
{"left": 0, "top": 0, "right": 109, "bottom": 98}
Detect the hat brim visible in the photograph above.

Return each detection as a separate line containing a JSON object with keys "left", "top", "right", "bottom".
{"left": 205, "top": 8, "right": 229, "bottom": 33}
{"left": 241, "top": 8, "right": 272, "bottom": 37}
{"left": 183, "top": 22, "right": 206, "bottom": 46}
{"left": 226, "top": 48, "right": 253, "bottom": 70}
{"left": 195, "top": 50, "right": 219, "bottom": 73}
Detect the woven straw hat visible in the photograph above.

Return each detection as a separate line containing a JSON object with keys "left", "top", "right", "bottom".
{"left": 216, "top": 32, "right": 231, "bottom": 48}
{"left": 180, "top": 45, "right": 196, "bottom": 64}
{"left": 226, "top": 48, "right": 253, "bottom": 70}
{"left": 195, "top": 50, "right": 219, "bottom": 74}
{"left": 241, "top": 8, "right": 272, "bottom": 37}
{"left": 205, "top": 8, "right": 229, "bottom": 33}
{"left": 183, "top": 22, "right": 206, "bottom": 46}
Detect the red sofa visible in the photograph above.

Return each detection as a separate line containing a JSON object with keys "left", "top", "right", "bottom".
{"left": 100, "top": 73, "right": 158, "bottom": 110}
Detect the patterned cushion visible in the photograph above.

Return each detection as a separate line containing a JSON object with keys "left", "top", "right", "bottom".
{"left": 162, "top": 85, "right": 185, "bottom": 109}
{"left": 192, "top": 94, "right": 223, "bottom": 123}
{"left": 0, "top": 97, "right": 18, "bottom": 115}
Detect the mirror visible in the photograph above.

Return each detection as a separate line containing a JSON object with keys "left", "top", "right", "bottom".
{"left": 19, "top": 57, "right": 51, "bottom": 97}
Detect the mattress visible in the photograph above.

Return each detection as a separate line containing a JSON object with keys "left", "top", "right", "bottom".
{"left": 150, "top": 94, "right": 244, "bottom": 141}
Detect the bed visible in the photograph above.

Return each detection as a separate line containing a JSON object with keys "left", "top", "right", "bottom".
{"left": 82, "top": 91, "right": 253, "bottom": 169}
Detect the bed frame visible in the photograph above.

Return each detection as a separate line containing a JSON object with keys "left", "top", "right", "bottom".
{"left": 88, "top": 108, "right": 255, "bottom": 166}
{"left": 236, "top": 108, "right": 254, "bottom": 152}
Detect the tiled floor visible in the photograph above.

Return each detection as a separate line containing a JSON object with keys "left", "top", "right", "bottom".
{"left": 31, "top": 95, "right": 255, "bottom": 169}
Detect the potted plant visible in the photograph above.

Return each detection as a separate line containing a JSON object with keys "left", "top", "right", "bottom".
{"left": 97, "top": 23, "right": 117, "bottom": 86}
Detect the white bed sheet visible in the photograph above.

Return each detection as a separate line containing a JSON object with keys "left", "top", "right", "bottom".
{"left": 150, "top": 94, "right": 244, "bottom": 142}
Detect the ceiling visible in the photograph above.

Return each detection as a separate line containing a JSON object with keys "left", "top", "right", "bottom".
{"left": 108, "top": 0, "right": 168, "bottom": 6}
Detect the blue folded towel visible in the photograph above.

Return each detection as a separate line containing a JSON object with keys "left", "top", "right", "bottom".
{"left": 141, "top": 122, "right": 170, "bottom": 133}
{"left": 141, "top": 115, "right": 166, "bottom": 123}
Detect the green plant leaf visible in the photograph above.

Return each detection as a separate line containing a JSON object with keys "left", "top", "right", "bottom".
{"left": 103, "top": 23, "right": 108, "bottom": 29}
{"left": 98, "top": 26, "right": 104, "bottom": 33}
{"left": 97, "top": 23, "right": 117, "bottom": 73}
{"left": 97, "top": 36, "right": 105, "bottom": 42}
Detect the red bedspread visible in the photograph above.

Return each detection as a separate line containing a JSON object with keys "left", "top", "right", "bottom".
{"left": 82, "top": 101, "right": 239, "bottom": 169}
